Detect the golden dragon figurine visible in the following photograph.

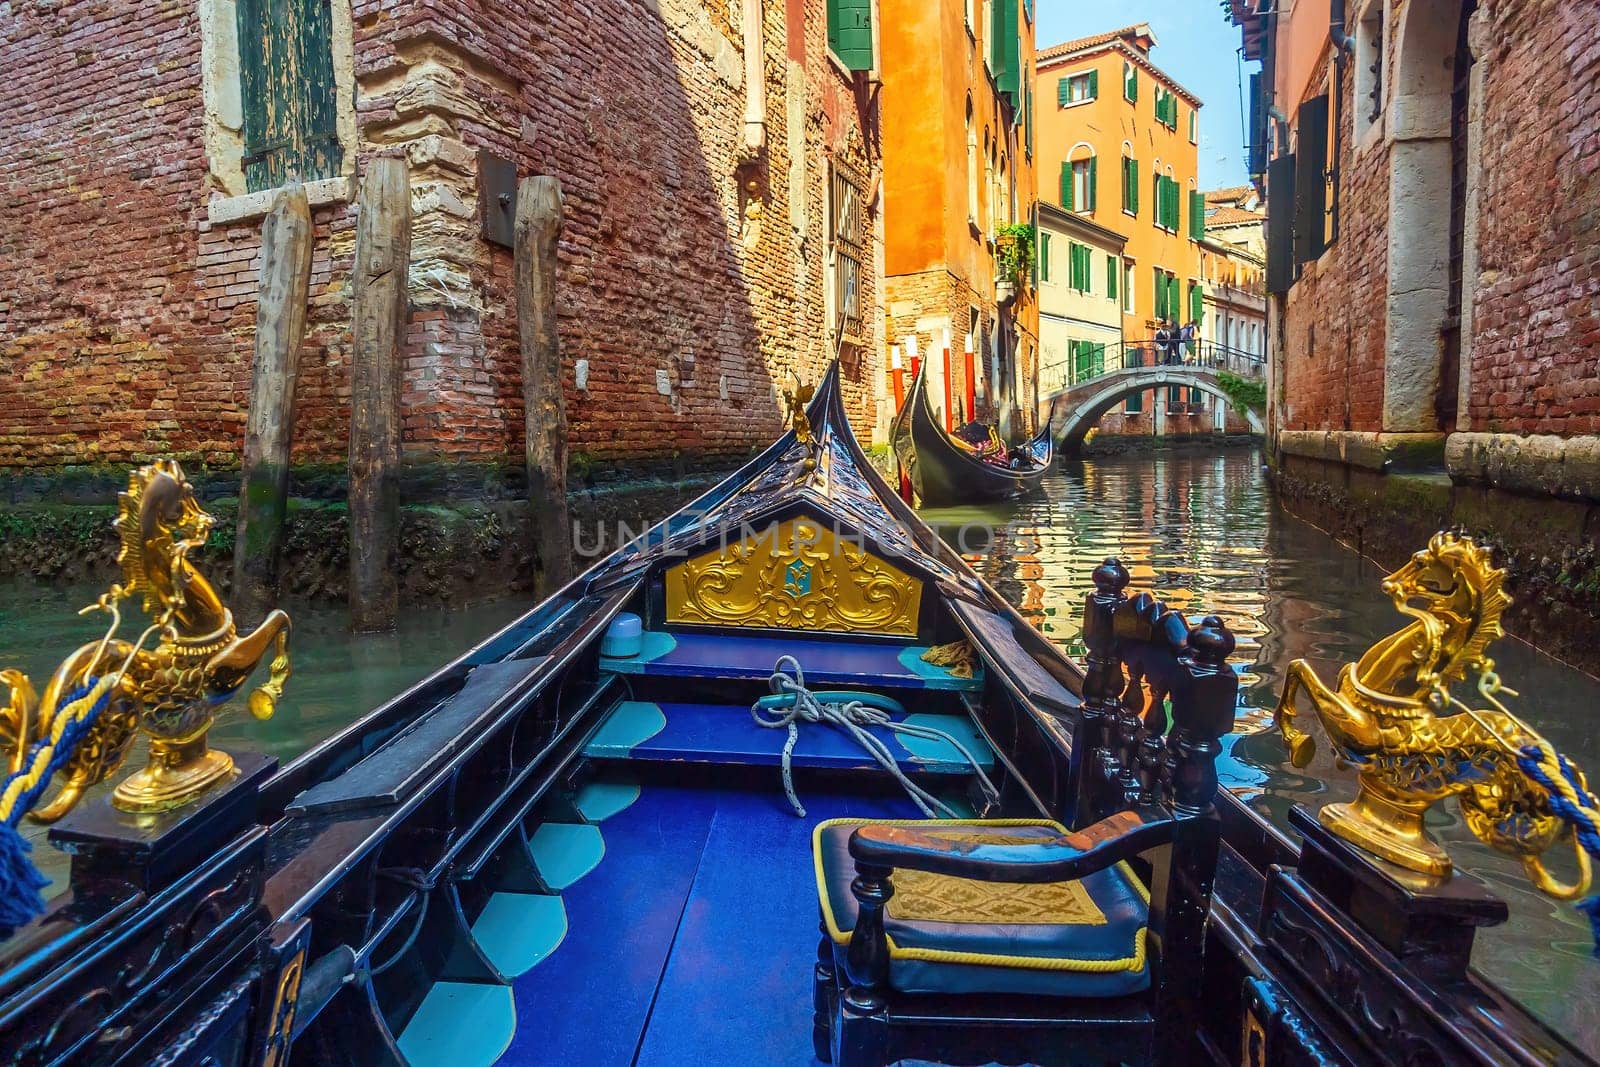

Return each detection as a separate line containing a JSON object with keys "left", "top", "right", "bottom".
{"left": 0, "top": 460, "right": 291, "bottom": 820}
{"left": 1275, "top": 532, "right": 1594, "bottom": 899}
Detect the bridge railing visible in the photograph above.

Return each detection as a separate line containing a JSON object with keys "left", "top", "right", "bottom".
{"left": 1041, "top": 338, "right": 1266, "bottom": 394}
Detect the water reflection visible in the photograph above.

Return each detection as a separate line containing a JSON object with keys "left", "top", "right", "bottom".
{"left": 925, "top": 448, "right": 1600, "bottom": 1050}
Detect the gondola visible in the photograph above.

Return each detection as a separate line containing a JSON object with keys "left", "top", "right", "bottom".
{"left": 0, "top": 362, "right": 1588, "bottom": 1067}
{"left": 890, "top": 363, "right": 1053, "bottom": 507}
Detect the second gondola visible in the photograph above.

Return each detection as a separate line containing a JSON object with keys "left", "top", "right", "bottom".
{"left": 889, "top": 363, "right": 1052, "bottom": 507}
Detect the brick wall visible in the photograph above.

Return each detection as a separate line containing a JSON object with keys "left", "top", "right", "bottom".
{"left": 1272, "top": 0, "right": 1600, "bottom": 439}
{"left": 1466, "top": 0, "right": 1600, "bottom": 435}
{"left": 0, "top": 0, "right": 882, "bottom": 474}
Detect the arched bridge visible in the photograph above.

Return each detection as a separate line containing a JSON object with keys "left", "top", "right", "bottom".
{"left": 1041, "top": 342, "right": 1265, "bottom": 454}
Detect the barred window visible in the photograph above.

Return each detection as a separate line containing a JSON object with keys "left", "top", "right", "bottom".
{"left": 829, "top": 162, "right": 866, "bottom": 341}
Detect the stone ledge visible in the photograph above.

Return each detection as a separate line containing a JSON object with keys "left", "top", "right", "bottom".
{"left": 1275, "top": 430, "right": 1447, "bottom": 473}
{"left": 1446, "top": 432, "right": 1600, "bottom": 503}
{"left": 205, "top": 176, "right": 352, "bottom": 225}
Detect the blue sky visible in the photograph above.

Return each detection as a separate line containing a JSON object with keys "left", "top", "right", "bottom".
{"left": 1035, "top": 2, "right": 1259, "bottom": 189}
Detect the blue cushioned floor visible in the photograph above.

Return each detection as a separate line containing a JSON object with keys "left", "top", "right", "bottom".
{"left": 583, "top": 701, "right": 994, "bottom": 774}
{"left": 599, "top": 631, "right": 983, "bottom": 692}
{"left": 501, "top": 784, "right": 919, "bottom": 1066}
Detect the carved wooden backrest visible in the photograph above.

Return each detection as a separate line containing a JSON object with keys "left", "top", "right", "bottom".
{"left": 1075, "top": 557, "right": 1239, "bottom": 827}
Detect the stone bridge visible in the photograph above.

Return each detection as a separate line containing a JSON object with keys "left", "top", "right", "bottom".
{"left": 1044, "top": 365, "right": 1265, "bottom": 454}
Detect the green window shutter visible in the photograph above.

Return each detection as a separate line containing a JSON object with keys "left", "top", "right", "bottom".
{"left": 1188, "top": 191, "right": 1203, "bottom": 239}
{"left": 1088, "top": 69, "right": 1099, "bottom": 100}
{"left": 1024, "top": 83, "right": 1033, "bottom": 155}
{"left": 239, "top": 0, "right": 340, "bottom": 193}
{"left": 1093, "top": 343, "right": 1106, "bottom": 376}
{"left": 1106, "top": 255, "right": 1118, "bottom": 301}
{"left": 1153, "top": 268, "right": 1165, "bottom": 318}
{"left": 1087, "top": 157, "right": 1097, "bottom": 211}
{"left": 1126, "top": 389, "right": 1143, "bottom": 413}
{"left": 828, "top": 0, "right": 874, "bottom": 71}
{"left": 1171, "top": 274, "right": 1182, "bottom": 318}
{"left": 1125, "top": 63, "right": 1137, "bottom": 102}
{"left": 1190, "top": 386, "right": 1202, "bottom": 406}
{"left": 1039, "top": 232, "right": 1051, "bottom": 281}
{"left": 1061, "top": 161, "right": 1073, "bottom": 210}
{"left": 1190, "top": 282, "right": 1205, "bottom": 323}
{"left": 1058, "top": 77, "right": 1071, "bottom": 107}
{"left": 993, "top": 0, "right": 1019, "bottom": 100}
{"left": 1128, "top": 158, "right": 1138, "bottom": 215}
{"left": 1174, "top": 180, "right": 1182, "bottom": 234}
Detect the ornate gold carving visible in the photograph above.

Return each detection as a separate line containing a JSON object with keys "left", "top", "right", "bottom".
{"left": 665, "top": 516, "right": 922, "bottom": 637}
{"left": 885, "top": 832, "right": 1107, "bottom": 926}
{"left": 0, "top": 461, "right": 292, "bottom": 819}
{"left": 1274, "top": 532, "right": 1592, "bottom": 897}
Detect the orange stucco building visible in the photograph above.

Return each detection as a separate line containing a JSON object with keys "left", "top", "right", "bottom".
{"left": 878, "top": 0, "right": 1038, "bottom": 435}
{"left": 1034, "top": 24, "right": 1204, "bottom": 350}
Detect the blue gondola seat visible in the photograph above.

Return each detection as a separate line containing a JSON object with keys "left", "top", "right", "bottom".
{"left": 809, "top": 590, "right": 1240, "bottom": 1067}
{"left": 813, "top": 818, "right": 1151, "bottom": 998}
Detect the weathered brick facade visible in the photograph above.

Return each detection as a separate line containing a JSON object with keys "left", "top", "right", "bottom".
{"left": 1258, "top": 0, "right": 1600, "bottom": 440}
{"left": 0, "top": 0, "right": 883, "bottom": 476}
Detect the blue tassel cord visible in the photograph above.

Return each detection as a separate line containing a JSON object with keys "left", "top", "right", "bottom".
{"left": 0, "top": 678, "right": 112, "bottom": 938}
{"left": 1516, "top": 741, "right": 1600, "bottom": 956}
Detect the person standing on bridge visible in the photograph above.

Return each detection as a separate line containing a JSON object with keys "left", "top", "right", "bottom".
{"left": 1179, "top": 320, "right": 1197, "bottom": 364}
{"left": 1154, "top": 321, "right": 1172, "bottom": 366}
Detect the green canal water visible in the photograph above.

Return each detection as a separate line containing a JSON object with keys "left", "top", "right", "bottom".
{"left": 923, "top": 447, "right": 1600, "bottom": 1052}
{"left": 0, "top": 447, "right": 1593, "bottom": 1049}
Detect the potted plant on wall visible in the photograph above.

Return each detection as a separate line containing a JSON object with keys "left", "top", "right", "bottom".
{"left": 995, "top": 222, "right": 1036, "bottom": 302}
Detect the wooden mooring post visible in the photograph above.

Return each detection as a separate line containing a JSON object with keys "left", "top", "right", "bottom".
{"left": 348, "top": 158, "right": 411, "bottom": 632}
{"left": 233, "top": 185, "right": 313, "bottom": 624}
{"left": 516, "top": 175, "right": 572, "bottom": 595}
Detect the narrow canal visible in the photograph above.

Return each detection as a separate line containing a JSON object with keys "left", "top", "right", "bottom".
{"left": 924, "top": 447, "right": 1600, "bottom": 1049}
{"left": 1, "top": 447, "right": 1594, "bottom": 1047}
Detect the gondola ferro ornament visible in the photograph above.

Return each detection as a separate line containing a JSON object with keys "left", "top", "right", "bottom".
{"left": 0, "top": 461, "right": 290, "bottom": 931}
{"left": 1274, "top": 532, "right": 1600, "bottom": 901}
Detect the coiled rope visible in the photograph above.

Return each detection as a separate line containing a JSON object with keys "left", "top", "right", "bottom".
{"left": 753, "top": 656, "right": 999, "bottom": 819}
{"left": 0, "top": 675, "right": 114, "bottom": 936}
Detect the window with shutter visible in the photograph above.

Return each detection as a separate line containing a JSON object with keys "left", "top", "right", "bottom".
{"left": 1294, "top": 95, "right": 1332, "bottom": 263}
{"left": 1039, "top": 232, "right": 1051, "bottom": 282}
{"left": 1106, "top": 255, "right": 1118, "bottom": 302}
{"left": 1126, "top": 389, "right": 1143, "bottom": 414}
{"left": 1189, "top": 191, "right": 1205, "bottom": 240}
{"left": 238, "top": 0, "right": 340, "bottom": 193}
{"left": 826, "top": 0, "right": 874, "bottom": 72}
{"left": 1124, "top": 61, "right": 1138, "bottom": 102}
{"left": 1061, "top": 162, "right": 1073, "bottom": 210}
{"left": 1189, "top": 282, "right": 1204, "bottom": 325}
{"left": 1153, "top": 267, "right": 1166, "bottom": 319}
{"left": 992, "top": 0, "right": 1020, "bottom": 103}
{"left": 1168, "top": 385, "right": 1183, "bottom": 408}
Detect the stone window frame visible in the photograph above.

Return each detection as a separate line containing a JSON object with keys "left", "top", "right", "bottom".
{"left": 1353, "top": 0, "right": 1389, "bottom": 151}
{"left": 197, "top": 0, "right": 359, "bottom": 224}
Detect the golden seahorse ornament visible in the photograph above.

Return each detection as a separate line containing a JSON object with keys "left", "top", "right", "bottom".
{"left": 1274, "top": 532, "right": 1594, "bottom": 899}
{"left": 0, "top": 460, "right": 291, "bottom": 823}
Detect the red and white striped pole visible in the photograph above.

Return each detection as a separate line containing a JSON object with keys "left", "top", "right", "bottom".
{"left": 890, "top": 343, "right": 906, "bottom": 411}
{"left": 963, "top": 331, "right": 977, "bottom": 424}
{"left": 941, "top": 328, "right": 955, "bottom": 431}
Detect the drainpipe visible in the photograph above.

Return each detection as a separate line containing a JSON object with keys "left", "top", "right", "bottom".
{"left": 1329, "top": 0, "right": 1355, "bottom": 63}
{"left": 741, "top": 0, "right": 766, "bottom": 158}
